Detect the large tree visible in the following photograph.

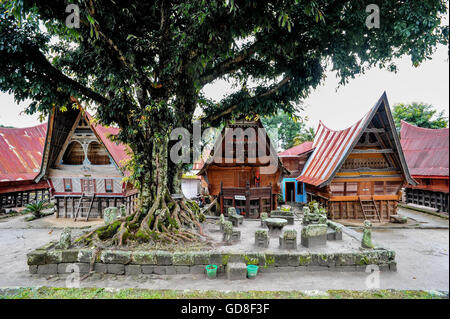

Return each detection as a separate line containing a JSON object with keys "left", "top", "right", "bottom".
{"left": 392, "top": 102, "right": 448, "bottom": 129}
{"left": 0, "top": 0, "right": 448, "bottom": 245}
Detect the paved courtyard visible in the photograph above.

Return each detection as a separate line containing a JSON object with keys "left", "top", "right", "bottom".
{"left": 0, "top": 208, "right": 448, "bottom": 292}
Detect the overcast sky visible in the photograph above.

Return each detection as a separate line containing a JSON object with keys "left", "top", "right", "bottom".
{"left": 0, "top": 44, "right": 448, "bottom": 130}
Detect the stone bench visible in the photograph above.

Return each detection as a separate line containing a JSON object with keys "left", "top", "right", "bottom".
{"left": 255, "top": 229, "right": 269, "bottom": 248}
{"left": 301, "top": 224, "right": 327, "bottom": 248}
{"left": 326, "top": 220, "right": 343, "bottom": 241}
{"left": 226, "top": 262, "right": 247, "bottom": 280}
{"left": 279, "top": 229, "right": 297, "bottom": 249}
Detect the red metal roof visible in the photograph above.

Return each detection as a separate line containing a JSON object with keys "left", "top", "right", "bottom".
{"left": 278, "top": 141, "right": 313, "bottom": 156}
{"left": 400, "top": 121, "right": 449, "bottom": 177}
{"left": 296, "top": 112, "right": 370, "bottom": 186}
{"left": 0, "top": 123, "right": 47, "bottom": 182}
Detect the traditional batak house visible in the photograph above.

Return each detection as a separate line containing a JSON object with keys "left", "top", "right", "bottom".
{"left": 34, "top": 104, "right": 138, "bottom": 220}
{"left": 198, "top": 117, "right": 288, "bottom": 218}
{"left": 297, "top": 93, "right": 416, "bottom": 221}
{"left": 400, "top": 121, "right": 449, "bottom": 213}
{"left": 278, "top": 141, "right": 313, "bottom": 203}
{"left": 0, "top": 124, "right": 50, "bottom": 210}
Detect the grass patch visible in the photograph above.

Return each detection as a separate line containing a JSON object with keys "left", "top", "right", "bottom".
{"left": 0, "top": 287, "right": 446, "bottom": 299}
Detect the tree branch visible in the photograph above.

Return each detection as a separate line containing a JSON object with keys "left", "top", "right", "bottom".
{"left": 205, "top": 75, "right": 292, "bottom": 123}
{"left": 199, "top": 42, "right": 259, "bottom": 86}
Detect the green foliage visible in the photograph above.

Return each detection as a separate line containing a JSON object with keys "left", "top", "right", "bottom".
{"left": 261, "top": 111, "right": 302, "bottom": 150}
{"left": 392, "top": 102, "right": 448, "bottom": 129}
{"left": 23, "top": 200, "right": 51, "bottom": 218}
{"left": 293, "top": 126, "right": 315, "bottom": 145}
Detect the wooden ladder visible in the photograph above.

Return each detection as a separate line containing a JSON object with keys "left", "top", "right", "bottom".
{"left": 359, "top": 197, "right": 381, "bottom": 222}
{"left": 74, "top": 194, "right": 95, "bottom": 221}
{"left": 74, "top": 178, "right": 96, "bottom": 221}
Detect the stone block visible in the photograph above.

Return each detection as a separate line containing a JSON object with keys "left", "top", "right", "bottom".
{"left": 165, "top": 266, "right": 176, "bottom": 275}
{"left": 141, "top": 266, "right": 155, "bottom": 274}
{"left": 131, "top": 251, "right": 157, "bottom": 265}
{"left": 61, "top": 249, "right": 79, "bottom": 263}
{"left": 389, "top": 261, "right": 397, "bottom": 272}
{"left": 155, "top": 251, "right": 173, "bottom": 265}
{"left": 94, "top": 263, "right": 107, "bottom": 274}
{"left": 107, "top": 264, "right": 125, "bottom": 275}
{"left": 46, "top": 250, "right": 63, "bottom": 263}
{"left": 125, "top": 265, "right": 142, "bottom": 275}
{"left": 27, "top": 251, "right": 47, "bottom": 265}
{"left": 153, "top": 266, "right": 166, "bottom": 275}
{"left": 77, "top": 249, "right": 94, "bottom": 263}
{"left": 208, "top": 253, "right": 222, "bottom": 266}
{"left": 301, "top": 234, "right": 327, "bottom": 248}
{"left": 173, "top": 252, "right": 194, "bottom": 265}
{"left": 57, "top": 263, "right": 90, "bottom": 274}
{"left": 192, "top": 252, "right": 210, "bottom": 265}
{"left": 174, "top": 266, "right": 190, "bottom": 274}
{"left": 226, "top": 262, "right": 247, "bottom": 280}
{"left": 37, "top": 264, "right": 58, "bottom": 275}
{"left": 101, "top": 250, "right": 132, "bottom": 264}
{"left": 190, "top": 265, "right": 206, "bottom": 274}
{"left": 29, "top": 265, "right": 38, "bottom": 274}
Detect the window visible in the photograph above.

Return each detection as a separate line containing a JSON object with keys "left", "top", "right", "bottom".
{"left": 63, "top": 179, "right": 72, "bottom": 192}
{"left": 374, "top": 181, "right": 384, "bottom": 195}
{"left": 330, "top": 182, "right": 345, "bottom": 196}
{"left": 297, "top": 182, "right": 303, "bottom": 195}
{"left": 346, "top": 182, "right": 358, "bottom": 196}
{"left": 105, "top": 179, "right": 113, "bottom": 193}
{"left": 386, "top": 181, "right": 402, "bottom": 195}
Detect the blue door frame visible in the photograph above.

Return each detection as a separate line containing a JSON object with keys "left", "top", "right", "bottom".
{"left": 281, "top": 178, "right": 306, "bottom": 203}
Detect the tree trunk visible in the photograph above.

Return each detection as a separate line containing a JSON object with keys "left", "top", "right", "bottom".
{"left": 77, "top": 133, "right": 205, "bottom": 247}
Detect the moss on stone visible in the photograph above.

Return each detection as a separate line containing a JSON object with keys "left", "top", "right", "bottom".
{"left": 298, "top": 253, "right": 312, "bottom": 266}
{"left": 172, "top": 252, "right": 194, "bottom": 265}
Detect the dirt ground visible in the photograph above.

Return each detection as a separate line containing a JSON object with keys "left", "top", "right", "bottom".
{"left": 0, "top": 209, "right": 448, "bottom": 292}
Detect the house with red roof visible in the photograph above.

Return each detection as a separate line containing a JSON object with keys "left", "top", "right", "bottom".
{"left": 32, "top": 104, "right": 138, "bottom": 219}
{"left": 296, "top": 93, "right": 416, "bottom": 221}
{"left": 400, "top": 121, "right": 449, "bottom": 212}
{"left": 0, "top": 124, "right": 51, "bottom": 210}
{"left": 0, "top": 102, "right": 138, "bottom": 218}
{"left": 278, "top": 141, "right": 314, "bottom": 203}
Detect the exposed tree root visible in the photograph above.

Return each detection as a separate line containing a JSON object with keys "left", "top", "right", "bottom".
{"left": 76, "top": 189, "right": 206, "bottom": 247}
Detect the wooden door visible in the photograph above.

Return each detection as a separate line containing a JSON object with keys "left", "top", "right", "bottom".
{"left": 358, "top": 181, "right": 373, "bottom": 198}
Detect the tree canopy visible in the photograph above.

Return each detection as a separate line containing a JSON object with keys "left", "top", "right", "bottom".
{"left": 0, "top": 0, "right": 448, "bottom": 245}
{"left": 392, "top": 102, "right": 448, "bottom": 129}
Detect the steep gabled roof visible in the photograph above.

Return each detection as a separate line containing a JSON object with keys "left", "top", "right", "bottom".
{"left": 198, "top": 117, "right": 288, "bottom": 176}
{"left": 0, "top": 123, "right": 47, "bottom": 182}
{"left": 400, "top": 120, "right": 449, "bottom": 177}
{"left": 35, "top": 103, "right": 131, "bottom": 181}
{"left": 278, "top": 141, "right": 314, "bottom": 157}
{"left": 297, "top": 92, "right": 416, "bottom": 187}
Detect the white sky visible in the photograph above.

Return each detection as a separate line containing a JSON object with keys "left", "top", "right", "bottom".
{"left": 0, "top": 45, "right": 448, "bottom": 130}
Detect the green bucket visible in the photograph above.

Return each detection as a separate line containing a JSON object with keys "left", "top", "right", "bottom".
{"left": 205, "top": 265, "right": 218, "bottom": 279}
{"left": 247, "top": 265, "right": 259, "bottom": 279}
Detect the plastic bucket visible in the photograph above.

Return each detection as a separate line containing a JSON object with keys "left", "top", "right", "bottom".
{"left": 247, "top": 265, "right": 259, "bottom": 279}
{"left": 205, "top": 265, "right": 218, "bottom": 279}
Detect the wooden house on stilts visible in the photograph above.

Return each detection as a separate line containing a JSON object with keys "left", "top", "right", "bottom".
{"left": 198, "top": 117, "right": 288, "bottom": 218}
{"left": 400, "top": 121, "right": 449, "bottom": 213}
{"left": 297, "top": 93, "right": 416, "bottom": 221}
{"left": 34, "top": 104, "right": 138, "bottom": 220}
